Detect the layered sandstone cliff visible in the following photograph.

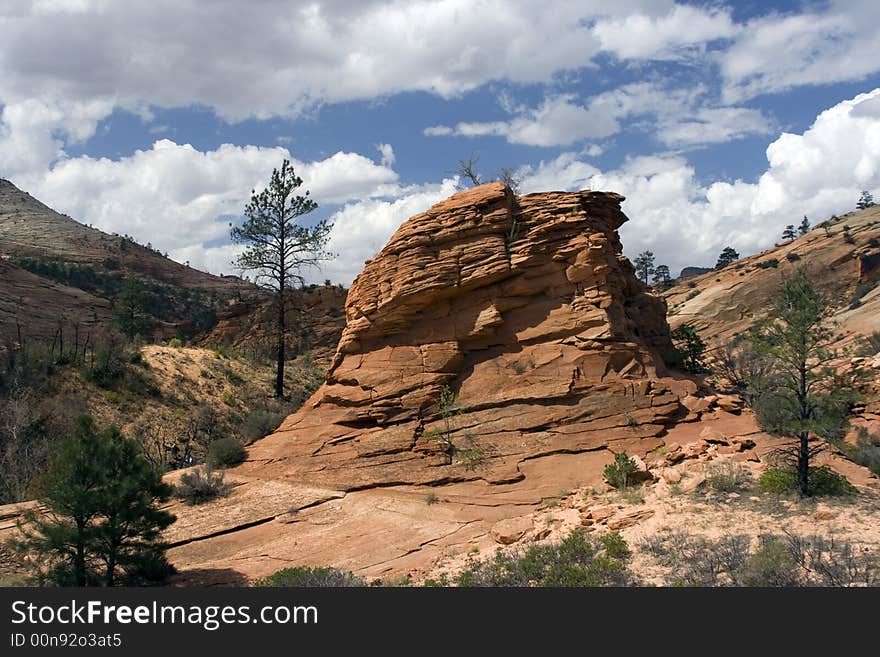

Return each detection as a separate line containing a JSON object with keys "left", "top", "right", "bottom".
{"left": 242, "top": 183, "right": 692, "bottom": 490}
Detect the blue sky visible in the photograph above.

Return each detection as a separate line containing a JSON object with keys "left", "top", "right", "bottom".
{"left": 2, "top": 1, "right": 880, "bottom": 282}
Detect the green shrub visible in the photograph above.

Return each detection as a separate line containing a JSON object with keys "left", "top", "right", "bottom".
{"left": 168, "top": 338, "right": 182, "bottom": 348}
{"left": 237, "top": 408, "right": 286, "bottom": 443}
{"left": 222, "top": 366, "right": 243, "bottom": 384}
{"left": 705, "top": 461, "right": 750, "bottom": 492}
{"left": 253, "top": 566, "right": 365, "bottom": 587}
{"left": 123, "top": 549, "right": 177, "bottom": 586}
{"left": 740, "top": 537, "right": 799, "bottom": 587}
{"left": 642, "top": 530, "right": 878, "bottom": 586}
{"left": 604, "top": 452, "right": 637, "bottom": 489}
{"left": 641, "top": 532, "right": 745, "bottom": 586}
{"left": 176, "top": 466, "right": 230, "bottom": 505}
{"left": 670, "top": 324, "right": 709, "bottom": 373}
{"left": 757, "top": 465, "right": 856, "bottom": 496}
{"left": 785, "top": 252, "right": 800, "bottom": 262}
{"left": 85, "top": 344, "right": 132, "bottom": 388}
{"left": 599, "top": 531, "right": 631, "bottom": 560}
{"left": 456, "top": 530, "right": 633, "bottom": 587}
{"left": 206, "top": 437, "right": 246, "bottom": 469}
{"left": 808, "top": 465, "right": 857, "bottom": 496}
{"left": 757, "top": 466, "right": 796, "bottom": 493}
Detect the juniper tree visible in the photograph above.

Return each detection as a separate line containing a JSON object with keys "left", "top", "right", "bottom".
{"left": 782, "top": 225, "right": 797, "bottom": 241}
{"left": 715, "top": 246, "right": 740, "bottom": 269}
{"left": 748, "top": 267, "right": 856, "bottom": 496}
{"left": 857, "top": 190, "right": 875, "bottom": 210}
{"left": 231, "top": 160, "right": 332, "bottom": 398}
{"left": 633, "top": 251, "right": 655, "bottom": 285}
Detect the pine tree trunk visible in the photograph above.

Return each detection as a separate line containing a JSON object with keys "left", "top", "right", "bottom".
{"left": 73, "top": 521, "right": 86, "bottom": 586}
{"left": 105, "top": 554, "right": 116, "bottom": 587}
{"left": 275, "top": 289, "right": 285, "bottom": 398}
{"left": 797, "top": 431, "right": 810, "bottom": 497}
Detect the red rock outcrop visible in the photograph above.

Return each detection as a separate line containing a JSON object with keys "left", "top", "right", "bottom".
{"left": 243, "top": 183, "right": 693, "bottom": 490}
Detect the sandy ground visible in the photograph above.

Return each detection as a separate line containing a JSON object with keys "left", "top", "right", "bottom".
{"left": 412, "top": 455, "right": 880, "bottom": 586}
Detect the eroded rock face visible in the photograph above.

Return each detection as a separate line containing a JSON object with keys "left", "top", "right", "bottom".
{"left": 244, "top": 183, "right": 690, "bottom": 490}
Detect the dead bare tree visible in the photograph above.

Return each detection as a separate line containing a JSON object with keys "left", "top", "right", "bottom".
{"left": 456, "top": 154, "right": 483, "bottom": 187}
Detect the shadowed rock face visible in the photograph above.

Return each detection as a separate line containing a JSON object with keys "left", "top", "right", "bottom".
{"left": 196, "top": 285, "right": 348, "bottom": 366}
{"left": 243, "top": 183, "right": 691, "bottom": 490}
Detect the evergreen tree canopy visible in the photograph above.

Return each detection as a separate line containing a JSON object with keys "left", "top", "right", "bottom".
{"left": 633, "top": 251, "right": 655, "bottom": 285}
{"left": 857, "top": 190, "right": 875, "bottom": 210}
{"left": 798, "top": 215, "right": 810, "bottom": 236}
{"left": 652, "top": 264, "right": 671, "bottom": 289}
{"left": 748, "top": 267, "right": 857, "bottom": 496}
{"left": 15, "top": 416, "right": 175, "bottom": 586}
{"left": 715, "top": 246, "right": 740, "bottom": 269}
{"left": 230, "top": 159, "right": 332, "bottom": 397}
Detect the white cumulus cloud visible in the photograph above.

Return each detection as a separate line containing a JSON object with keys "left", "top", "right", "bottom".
{"left": 0, "top": 1, "right": 667, "bottom": 122}
{"left": 719, "top": 1, "right": 880, "bottom": 102}
{"left": 319, "top": 178, "right": 461, "bottom": 285}
{"left": 11, "top": 139, "right": 399, "bottom": 276}
{"left": 519, "top": 89, "right": 880, "bottom": 277}
{"left": 426, "top": 83, "right": 772, "bottom": 149}
{"left": 593, "top": 4, "right": 740, "bottom": 60}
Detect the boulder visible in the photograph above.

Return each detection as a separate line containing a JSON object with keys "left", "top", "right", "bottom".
{"left": 629, "top": 455, "right": 656, "bottom": 483}
{"left": 716, "top": 394, "right": 745, "bottom": 413}
{"left": 586, "top": 505, "right": 618, "bottom": 522}
{"left": 661, "top": 468, "right": 682, "bottom": 484}
{"left": 607, "top": 508, "right": 655, "bottom": 530}
{"left": 491, "top": 517, "right": 534, "bottom": 545}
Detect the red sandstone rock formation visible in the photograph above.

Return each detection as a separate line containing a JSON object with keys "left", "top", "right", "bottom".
{"left": 243, "top": 183, "right": 694, "bottom": 490}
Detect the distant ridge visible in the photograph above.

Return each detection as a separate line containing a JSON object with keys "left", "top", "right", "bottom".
{"left": 0, "top": 179, "right": 258, "bottom": 341}
{"left": 678, "top": 266, "right": 712, "bottom": 279}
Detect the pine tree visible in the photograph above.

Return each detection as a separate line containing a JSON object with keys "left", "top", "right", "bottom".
{"left": 633, "top": 251, "right": 655, "bottom": 285}
{"left": 231, "top": 160, "right": 332, "bottom": 398}
{"left": 856, "top": 190, "right": 875, "bottom": 210}
{"left": 782, "top": 225, "right": 797, "bottom": 241}
{"left": 715, "top": 246, "right": 740, "bottom": 269}
{"left": 670, "top": 324, "right": 708, "bottom": 373}
{"left": 748, "top": 268, "right": 857, "bottom": 496}
{"left": 14, "top": 416, "right": 175, "bottom": 586}
{"left": 798, "top": 215, "right": 810, "bottom": 236}
{"left": 652, "top": 264, "right": 671, "bottom": 290}
{"left": 112, "top": 278, "right": 154, "bottom": 340}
